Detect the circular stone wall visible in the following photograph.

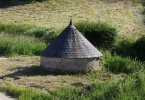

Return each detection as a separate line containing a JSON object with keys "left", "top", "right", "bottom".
{"left": 40, "top": 57, "right": 101, "bottom": 73}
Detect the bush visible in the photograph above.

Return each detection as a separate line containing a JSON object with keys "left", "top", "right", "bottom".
{"left": 112, "top": 36, "right": 135, "bottom": 57}
{"left": 75, "top": 21, "right": 117, "bottom": 49}
{"left": 133, "top": 35, "right": 145, "bottom": 61}
{"left": 112, "top": 35, "right": 145, "bottom": 61}
{"left": 102, "top": 51, "right": 144, "bottom": 74}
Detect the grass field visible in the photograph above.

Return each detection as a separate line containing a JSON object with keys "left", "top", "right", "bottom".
{"left": 0, "top": 53, "right": 145, "bottom": 99}
{"left": 0, "top": 0, "right": 145, "bottom": 99}
{"left": 0, "top": 0, "right": 144, "bottom": 35}
{"left": 0, "top": 56, "right": 123, "bottom": 99}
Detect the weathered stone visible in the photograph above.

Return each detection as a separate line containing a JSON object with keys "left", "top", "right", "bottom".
{"left": 40, "top": 57, "right": 101, "bottom": 73}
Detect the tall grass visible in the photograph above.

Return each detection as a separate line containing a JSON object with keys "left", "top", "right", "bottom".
{"left": 103, "top": 71, "right": 145, "bottom": 100}
{"left": 113, "top": 35, "right": 145, "bottom": 61}
{"left": 0, "top": 23, "right": 61, "bottom": 56}
{"left": 52, "top": 71, "right": 145, "bottom": 99}
{"left": 0, "top": 33, "right": 46, "bottom": 56}
{"left": 101, "top": 50, "right": 144, "bottom": 74}
{"left": 0, "top": 23, "right": 60, "bottom": 43}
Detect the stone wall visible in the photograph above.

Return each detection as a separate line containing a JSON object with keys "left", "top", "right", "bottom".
{"left": 40, "top": 57, "right": 101, "bottom": 73}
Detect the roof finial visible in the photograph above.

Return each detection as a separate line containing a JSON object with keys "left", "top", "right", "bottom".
{"left": 69, "top": 16, "right": 73, "bottom": 25}
{"left": 67, "top": 16, "right": 76, "bottom": 28}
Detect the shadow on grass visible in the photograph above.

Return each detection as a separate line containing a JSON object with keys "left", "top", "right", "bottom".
{"left": 0, "top": 66, "right": 81, "bottom": 79}
{"left": 0, "top": 0, "right": 46, "bottom": 8}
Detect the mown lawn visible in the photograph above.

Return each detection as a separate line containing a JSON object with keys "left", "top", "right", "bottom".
{"left": 0, "top": 56, "right": 122, "bottom": 99}
{"left": 0, "top": 56, "right": 145, "bottom": 100}
{"left": 0, "top": 0, "right": 144, "bottom": 35}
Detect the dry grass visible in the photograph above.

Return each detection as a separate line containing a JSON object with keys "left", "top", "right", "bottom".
{"left": 0, "top": 56, "right": 122, "bottom": 93}
{"left": 0, "top": 0, "right": 144, "bottom": 35}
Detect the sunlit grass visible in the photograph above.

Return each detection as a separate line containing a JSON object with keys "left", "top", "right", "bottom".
{"left": 0, "top": 33, "right": 46, "bottom": 56}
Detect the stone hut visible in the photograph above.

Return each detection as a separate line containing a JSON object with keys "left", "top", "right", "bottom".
{"left": 41, "top": 20, "right": 102, "bottom": 73}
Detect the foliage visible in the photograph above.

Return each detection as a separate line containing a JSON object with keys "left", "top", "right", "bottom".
{"left": 52, "top": 72, "right": 145, "bottom": 100}
{"left": 0, "top": 23, "right": 60, "bottom": 43}
{"left": 133, "top": 35, "right": 145, "bottom": 61}
{"left": 75, "top": 21, "right": 117, "bottom": 49}
{"left": 101, "top": 51, "right": 144, "bottom": 74}
{"left": 103, "top": 72, "right": 145, "bottom": 100}
{"left": 0, "top": 33, "right": 46, "bottom": 56}
{"left": 112, "top": 36, "right": 135, "bottom": 57}
{"left": 112, "top": 35, "right": 145, "bottom": 61}
{"left": 2, "top": 72, "right": 145, "bottom": 100}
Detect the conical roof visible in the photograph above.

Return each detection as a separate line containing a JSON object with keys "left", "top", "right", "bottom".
{"left": 42, "top": 20, "right": 102, "bottom": 58}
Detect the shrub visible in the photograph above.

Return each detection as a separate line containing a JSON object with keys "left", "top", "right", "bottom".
{"left": 101, "top": 51, "right": 144, "bottom": 74}
{"left": 133, "top": 35, "right": 145, "bottom": 61}
{"left": 112, "top": 35, "right": 145, "bottom": 61}
{"left": 75, "top": 21, "right": 117, "bottom": 49}
{"left": 112, "top": 36, "right": 135, "bottom": 57}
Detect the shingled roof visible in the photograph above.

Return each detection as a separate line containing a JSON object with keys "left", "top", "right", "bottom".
{"left": 41, "top": 20, "right": 102, "bottom": 58}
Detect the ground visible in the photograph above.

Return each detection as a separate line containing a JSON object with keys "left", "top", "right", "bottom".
{"left": 0, "top": 56, "right": 121, "bottom": 93}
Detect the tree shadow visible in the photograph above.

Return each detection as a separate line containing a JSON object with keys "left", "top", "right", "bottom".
{"left": 0, "top": 65, "right": 80, "bottom": 79}
{"left": 0, "top": 0, "right": 46, "bottom": 8}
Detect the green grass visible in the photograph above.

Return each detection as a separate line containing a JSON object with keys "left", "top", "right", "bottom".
{"left": 45, "top": 72, "right": 145, "bottom": 100}
{"left": 112, "top": 36, "right": 135, "bottom": 58}
{"left": 1, "top": 71, "right": 145, "bottom": 100}
{"left": 0, "top": 22, "right": 61, "bottom": 56}
{"left": 102, "top": 71, "right": 145, "bottom": 100}
{"left": 0, "top": 85, "right": 53, "bottom": 100}
{"left": 0, "top": 23, "right": 60, "bottom": 43}
{"left": 0, "top": 0, "right": 144, "bottom": 100}
{"left": 0, "top": 33, "right": 46, "bottom": 56}
{"left": 101, "top": 50, "right": 145, "bottom": 74}
{"left": 112, "top": 35, "right": 145, "bottom": 61}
